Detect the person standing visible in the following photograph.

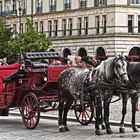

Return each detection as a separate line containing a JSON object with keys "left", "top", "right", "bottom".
{"left": 74, "top": 56, "right": 86, "bottom": 68}
{"left": 1, "top": 57, "right": 8, "bottom": 66}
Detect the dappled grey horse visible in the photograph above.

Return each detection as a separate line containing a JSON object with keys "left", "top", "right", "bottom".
{"left": 58, "top": 55, "right": 129, "bottom": 135}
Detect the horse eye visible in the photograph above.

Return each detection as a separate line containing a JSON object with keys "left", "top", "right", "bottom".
{"left": 117, "top": 64, "right": 121, "bottom": 67}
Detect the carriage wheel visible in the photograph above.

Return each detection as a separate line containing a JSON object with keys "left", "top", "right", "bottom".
{"left": 74, "top": 100, "right": 94, "bottom": 125}
{"left": 21, "top": 92, "right": 40, "bottom": 129}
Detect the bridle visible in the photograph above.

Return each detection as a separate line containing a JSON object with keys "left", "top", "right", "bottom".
{"left": 114, "top": 57, "right": 128, "bottom": 80}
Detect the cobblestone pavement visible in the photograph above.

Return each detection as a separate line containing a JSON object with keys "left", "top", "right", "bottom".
{"left": 34, "top": 96, "right": 140, "bottom": 124}
{"left": 0, "top": 115, "right": 140, "bottom": 140}
{"left": 109, "top": 96, "right": 140, "bottom": 124}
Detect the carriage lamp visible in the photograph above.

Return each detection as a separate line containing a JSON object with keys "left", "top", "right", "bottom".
{"left": 19, "top": 79, "right": 23, "bottom": 84}
{"left": 44, "top": 77, "right": 47, "bottom": 82}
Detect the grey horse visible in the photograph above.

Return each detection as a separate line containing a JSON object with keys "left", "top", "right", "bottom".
{"left": 58, "top": 55, "right": 129, "bottom": 135}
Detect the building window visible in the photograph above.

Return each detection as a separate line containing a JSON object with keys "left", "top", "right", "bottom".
{"left": 12, "top": 0, "right": 16, "bottom": 11}
{"left": 62, "top": 19, "right": 67, "bottom": 36}
{"left": 129, "top": 0, "right": 140, "bottom": 4}
{"left": 95, "top": 0, "right": 107, "bottom": 6}
{"left": 35, "top": 22, "right": 38, "bottom": 32}
{"left": 35, "top": 0, "right": 42, "bottom": 13}
{"left": 5, "top": 1, "right": 10, "bottom": 12}
{"left": 50, "top": 0, "right": 56, "bottom": 12}
{"left": 68, "top": 18, "right": 72, "bottom": 36}
{"left": 48, "top": 21, "right": 52, "bottom": 37}
{"left": 20, "top": 23, "right": 23, "bottom": 33}
{"left": 13, "top": 24, "right": 17, "bottom": 34}
{"left": 79, "top": 0, "right": 87, "bottom": 8}
{"left": 25, "top": 23, "right": 28, "bottom": 32}
{"left": 54, "top": 20, "right": 58, "bottom": 37}
{"left": 0, "top": 2, "right": 2, "bottom": 15}
{"left": 21, "top": 0, "right": 27, "bottom": 15}
{"left": 84, "top": 17, "right": 88, "bottom": 35}
{"left": 96, "top": 16, "right": 100, "bottom": 34}
{"left": 64, "top": 0, "right": 71, "bottom": 10}
{"left": 138, "top": 16, "right": 140, "bottom": 33}
{"left": 77, "top": 18, "right": 82, "bottom": 35}
{"left": 103, "top": 15, "right": 106, "bottom": 33}
{"left": 128, "top": 15, "right": 134, "bottom": 33}
{"left": 40, "top": 21, "right": 44, "bottom": 33}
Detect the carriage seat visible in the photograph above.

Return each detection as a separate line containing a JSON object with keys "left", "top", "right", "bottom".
{"left": 0, "top": 63, "right": 20, "bottom": 92}
{"left": 23, "top": 52, "right": 60, "bottom": 69}
{"left": 3, "top": 70, "right": 25, "bottom": 83}
{"left": 25, "top": 60, "right": 48, "bottom": 69}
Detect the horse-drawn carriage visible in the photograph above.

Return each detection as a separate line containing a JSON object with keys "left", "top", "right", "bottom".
{"left": 0, "top": 52, "right": 94, "bottom": 129}
{"left": 0, "top": 52, "right": 139, "bottom": 135}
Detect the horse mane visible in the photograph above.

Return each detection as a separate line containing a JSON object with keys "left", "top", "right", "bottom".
{"left": 95, "top": 57, "right": 115, "bottom": 80}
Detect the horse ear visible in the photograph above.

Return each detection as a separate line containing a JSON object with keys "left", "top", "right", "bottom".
{"left": 114, "top": 52, "right": 117, "bottom": 56}
{"left": 114, "top": 52, "right": 119, "bottom": 59}
{"left": 121, "top": 51, "right": 125, "bottom": 57}
{"left": 115, "top": 54, "right": 119, "bottom": 59}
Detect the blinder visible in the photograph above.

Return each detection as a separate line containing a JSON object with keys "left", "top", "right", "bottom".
{"left": 114, "top": 56, "right": 128, "bottom": 80}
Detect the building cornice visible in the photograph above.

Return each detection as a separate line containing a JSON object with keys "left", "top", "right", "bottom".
{"left": 51, "top": 33, "right": 140, "bottom": 41}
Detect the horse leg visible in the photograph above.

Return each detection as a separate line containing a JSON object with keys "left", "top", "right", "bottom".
{"left": 93, "top": 101, "right": 105, "bottom": 130}
{"left": 120, "top": 94, "right": 127, "bottom": 133}
{"left": 94, "top": 96, "right": 102, "bottom": 135}
{"left": 104, "top": 98, "right": 113, "bottom": 134}
{"left": 63, "top": 96, "right": 74, "bottom": 131}
{"left": 131, "top": 95, "right": 139, "bottom": 132}
{"left": 58, "top": 97, "right": 65, "bottom": 132}
{"left": 99, "top": 108, "right": 106, "bottom": 130}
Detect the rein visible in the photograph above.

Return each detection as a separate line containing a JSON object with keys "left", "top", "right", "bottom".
{"left": 111, "top": 96, "right": 122, "bottom": 103}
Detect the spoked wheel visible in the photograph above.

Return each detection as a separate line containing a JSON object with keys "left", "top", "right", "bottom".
{"left": 21, "top": 92, "right": 40, "bottom": 129}
{"left": 74, "top": 100, "right": 94, "bottom": 125}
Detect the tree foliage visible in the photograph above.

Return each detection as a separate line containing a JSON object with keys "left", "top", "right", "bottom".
{"left": 5, "top": 19, "right": 51, "bottom": 63}
{"left": 0, "top": 18, "right": 14, "bottom": 59}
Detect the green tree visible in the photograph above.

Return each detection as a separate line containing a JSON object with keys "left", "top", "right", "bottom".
{"left": 7, "top": 19, "right": 51, "bottom": 63}
{"left": 0, "top": 18, "right": 14, "bottom": 59}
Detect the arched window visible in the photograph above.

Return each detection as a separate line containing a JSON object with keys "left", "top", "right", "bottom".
{"left": 96, "top": 47, "right": 106, "bottom": 61}
{"left": 129, "top": 47, "right": 140, "bottom": 56}
{"left": 49, "top": 49, "right": 55, "bottom": 52}
{"left": 78, "top": 48, "right": 87, "bottom": 57}
{"left": 128, "top": 47, "right": 140, "bottom": 62}
{"left": 63, "top": 48, "right": 71, "bottom": 58}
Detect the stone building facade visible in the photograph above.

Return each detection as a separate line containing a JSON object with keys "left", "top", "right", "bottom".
{"left": 0, "top": 0, "right": 140, "bottom": 59}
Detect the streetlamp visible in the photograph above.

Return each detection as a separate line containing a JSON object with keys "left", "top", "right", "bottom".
{"left": 18, "top": 0, "right": 22, "bottom": 33}
{"left": 31, "top": 0, "right": 33, "bottom": 24}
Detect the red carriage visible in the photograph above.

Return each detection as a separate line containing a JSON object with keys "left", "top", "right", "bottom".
{"left": 0, "top": 52, "right": 94, "bottom": 129}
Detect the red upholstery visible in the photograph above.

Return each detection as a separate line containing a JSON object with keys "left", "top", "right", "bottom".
{"left": 0, "top": 63, "right": 20, "bottom": 92}
{"left": 0, "top": 63, "right": 20, "bottom": 70}
{"left": 127, "top": 56, "right": 139, "bottom": 62}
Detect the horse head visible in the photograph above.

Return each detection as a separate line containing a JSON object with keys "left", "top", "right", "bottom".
{"left": 114, "top": 54, "right": 129, "bottom": 84}
{"left": 86, "top": 56, "right": 98, "bottom": 67}
{"left": 94, "top": 54, "right": 129, "bottom": 86}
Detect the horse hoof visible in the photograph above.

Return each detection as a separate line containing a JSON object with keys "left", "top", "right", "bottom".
{"left": 95, "top": 130, "right": 102, "bottom": 135}
{"left": 132, "top": 126, "right": 139, "bottom": 132}
{"left": 102, "top": 125, "right": 106, "bottom": 130}
{"left": 64, "top": 126, "right": 70, "bottom": 131}
{"left": 59, "top": 128, "right": 65, "bottom": 132}
{"left": 106, "top": 129, "right": 113, "bottom": 134}
{"left": 119, "top": 127, "right": 125, "bottom": 133}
